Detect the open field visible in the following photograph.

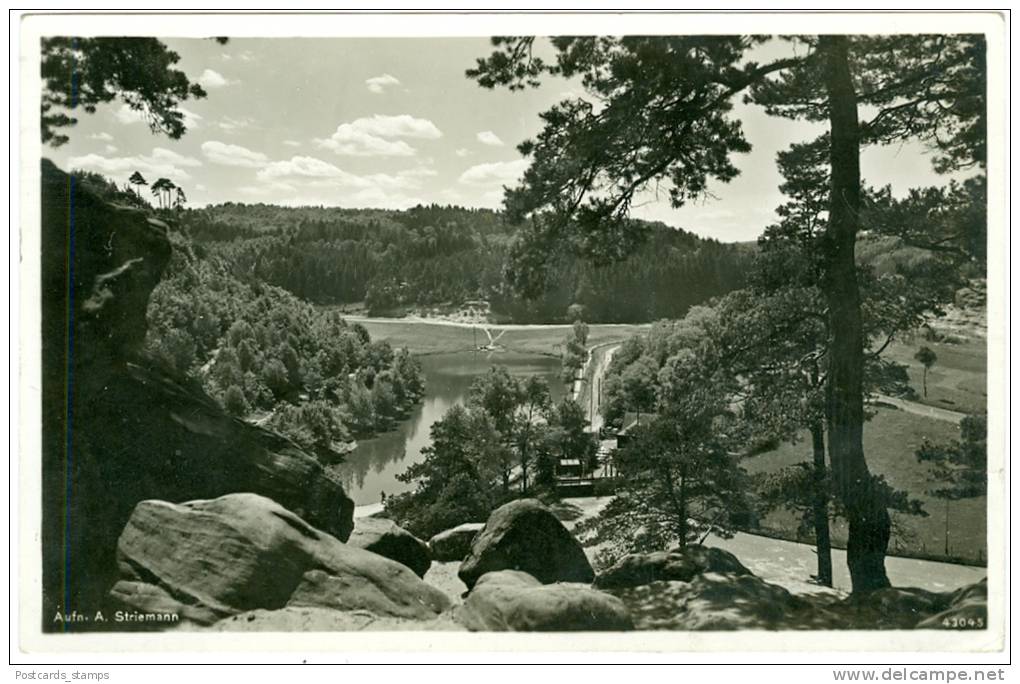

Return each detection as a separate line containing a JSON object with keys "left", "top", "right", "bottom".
{"left": 348, "top": 316, "right": 648, "bottom": 356}
{"left": 883, "top": 336, "right": 988, "bottom": 416}
{"left": 745, "top": 407, "right": 986, "bottom": 564}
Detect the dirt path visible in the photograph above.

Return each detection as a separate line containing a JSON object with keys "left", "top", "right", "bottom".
{"left": 554, "top": 497, "right": 985, "bottom": 595}
{"left": 873, "top": 393, "right": 968, "bottom": 424}
{"left": 706, "top": 531, "right": 986, "bottom": 595}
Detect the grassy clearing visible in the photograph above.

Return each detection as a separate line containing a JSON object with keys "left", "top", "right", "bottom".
{"left": 353, "top": 320, "right": 477, "bottom": 354}
{"left": 883, "top": 336, "right": 987, "bottom": 416}
{"left": 352, "top": 318, "right": 647, "bottom": 356}
{"left": 746, "top": 407, "right": 986, "bottom": 564}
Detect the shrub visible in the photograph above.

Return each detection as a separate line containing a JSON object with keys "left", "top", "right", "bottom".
{"left": 223, "top": 384, "right": 248, "bottom": 417}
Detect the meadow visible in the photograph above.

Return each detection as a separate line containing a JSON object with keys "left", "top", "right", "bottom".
{"left": 746, "top": 407, "right": 986, "bottom": 565}
{"left": 349, "top": 317, "right": 649, "bottom": 357}
{"left": 883, "top": 335, "right": 988, "bottom": 416}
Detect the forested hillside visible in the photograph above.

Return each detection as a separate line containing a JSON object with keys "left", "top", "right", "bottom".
{"left": 143, "top": 225, "right": 425, "bottom": 459}
{"left": 182, "top": 203, "right": 753, "bottom": 322}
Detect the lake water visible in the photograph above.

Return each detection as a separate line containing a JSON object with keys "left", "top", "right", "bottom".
{"left": 332, "top": 350, "right": 565, "bottom": 505}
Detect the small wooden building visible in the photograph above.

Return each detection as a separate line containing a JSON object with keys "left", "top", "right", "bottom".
{"left": 615, "top": 411, "right": 658, "bottom": 448}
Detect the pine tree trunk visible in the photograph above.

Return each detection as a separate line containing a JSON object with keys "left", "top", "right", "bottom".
{"left": 676, "top": 468, "right": 688, "bottom": 552}
{"left": 819, "top": 35, "right": 892, "bottom": 592}
{"left": 810, "top": 421, "right": 833, "bottom": 587}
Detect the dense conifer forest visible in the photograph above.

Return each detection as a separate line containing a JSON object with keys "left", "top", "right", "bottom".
{"left": 183, "top": 203, "right": 754, "bottom": 322}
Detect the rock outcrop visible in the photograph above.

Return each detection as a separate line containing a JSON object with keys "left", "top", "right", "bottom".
{"left": 611, "top": 572, "right": 831, "bottom": 631}
{"left": 429, "top": 522, "right": 484, "bottom": 562}
{"left": 457, "top": 570, "right": 633, "bottom": 632}
{"left": 347, "top": 517, "right": 432, "bottom": 578}
{"left": 609, "top": 569, "right": 990, "bottom": 631}
{"left": 458, "top": 499, "right": 595, "bottom": 589}
{"left": 112, "top": 494, "right": 450, "bottom": 627}
{"left": 594, "top": 545, "right": 751, "bottom": 590}
{"left": 915, "top": 579, "right": 988, "bottom": 629}
{"left": 40, "top": 160, "right": 354, "bottom": 628}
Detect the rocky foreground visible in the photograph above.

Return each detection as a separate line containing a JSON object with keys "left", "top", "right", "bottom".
{"left": 40, "top": 159, "right": 355, "bottom": 625}
{"left": 43, "top": 158, "right": 987, "bottom": 633}
{"left": 111, "top": 495, "right": 987, "bottom": 632}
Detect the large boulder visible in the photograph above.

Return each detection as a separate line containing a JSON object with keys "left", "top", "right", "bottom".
{"left": 113, "top": 494, "right": 451, "bottom": 627}
{"left": 347, "top": 517, "right": 432, "bottom": 577}
{"left": 458, "top": 499, "right": 595, "bottom": 589}
{"left": 429, "top": 522, "right": 485, "bottom": 562}
{"left": 40, "top": 160, "right": 354, "bottom": 628}
{"left": 457, "top": 571, "right": 633, "bottom": 632}
{"left": 594, "top": 545, "right": 752, "bottom": 589}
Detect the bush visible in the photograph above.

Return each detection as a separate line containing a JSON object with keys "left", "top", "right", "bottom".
{"left": 262, "top": 358, "right": 291, "bottom": 398}
{"left": 222, "top": 385, "right": 248, "bottom": 417}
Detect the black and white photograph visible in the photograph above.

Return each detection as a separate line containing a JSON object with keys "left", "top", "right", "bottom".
{"left": 13, "top": 10, "right": 1008, "bottom": 663}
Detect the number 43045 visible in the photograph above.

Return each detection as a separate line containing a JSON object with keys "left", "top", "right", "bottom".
{"left": 942, "top": 616, "right": 985, "bottom": 628}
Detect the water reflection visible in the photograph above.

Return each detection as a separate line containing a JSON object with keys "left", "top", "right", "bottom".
{"left": 331, "top": 351, "right": 564, "bottom": 505}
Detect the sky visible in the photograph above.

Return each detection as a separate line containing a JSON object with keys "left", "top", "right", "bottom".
{"left": 48, "top": 36, "right": 964, "bottom": 243}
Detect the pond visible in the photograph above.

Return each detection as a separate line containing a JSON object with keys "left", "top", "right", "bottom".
{"left": 331, "top": 350, "right": 566, "bottom": 506}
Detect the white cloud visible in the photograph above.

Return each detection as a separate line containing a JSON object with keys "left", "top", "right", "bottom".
{"left": 201, "top": 140, "right": 269, "bottom": 168}
{"left": 349, "top": 114, "right": 442, "bottom": 140}
{"left": 198, "top": 69, "right": 232, "bottom": 89}
{"left": 248, "top": 155, "right": 433, "bottom": 208}
{"left": 458, "top": 158, "right": 529, "bottom": 186}
{"left": 315, "top": 114, "right": 442, "bottom": 157}
{"left": 217, "top": 116, "right": 255, "bottom": 133}
{"left": 476, "top": 130, "right": 504, "bottom": 147}
{"left": 104, "top": 144, "right": 117, "bottom": 154}
{"left": 90, "top": 132, "right": 114, "bottom": 142}
{"left": 455, "top": 148, "right": 472, "bottom": 158}
{"left": 365, "top": 73, "right": 400, "bottom": 94}
{"left": 68, "top": 148, "right": 201, "bottom": 184}
{"left": 316, "top": 129, "right": 415, "bottom": 157}
{"left": 283, "top": 140, "right": 302, "bottom": 147}
{"left": 257, "top": 156, "right": 358, "bottom": 184}
{"left": 114, "top": 104, "right": 202, "bottom": 130}
{"left": 149, "top": 147, "right": 202, "bottom": 167}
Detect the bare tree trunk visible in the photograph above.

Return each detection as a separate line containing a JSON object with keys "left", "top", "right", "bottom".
{"left": 819, "top": 35, "right": 891, "bottom": 592}
{"left": 810, "top": 421, "right": 833, "bottom": 587}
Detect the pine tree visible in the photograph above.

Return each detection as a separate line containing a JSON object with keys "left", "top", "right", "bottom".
{"left": 468, "top": 34, "right": 985, "bottom": 592}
